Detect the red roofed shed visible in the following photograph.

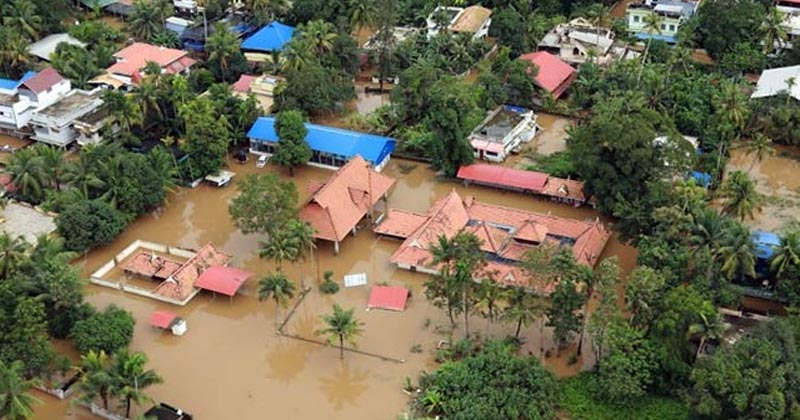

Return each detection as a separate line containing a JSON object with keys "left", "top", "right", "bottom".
{"left": 367, "top": 285, "right": 410, "bottom": 311}
{"left": 194, "top": 265, "right": 253, "bottom": 297}
{"left": 457, "top": 164, "right": 548, "bottom": 192}
{"left": 518, "top": 51, "right": 577, "bottom": 99}
{"left": 150, "top": 310, "right": 178, "bottom": 329}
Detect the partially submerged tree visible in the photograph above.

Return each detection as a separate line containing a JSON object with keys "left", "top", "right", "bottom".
{"left": 272, "top": 110, "right": 311, "bottom": 176}
{"left": 258, "top": 270, "right": 297, "bottom": 326}
{"left": 315, "top": 304, "right": 364, "bottom": 359}
{"left": 229, "top": 173, "right": 298, "bottom": 238}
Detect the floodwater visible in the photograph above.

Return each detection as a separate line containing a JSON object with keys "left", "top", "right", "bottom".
{"left": 726, "top": 145, "right": 800, "bottom": 231}
{"left": 36, "top": 157, "right": 634, "bottom": 420}
{"left": 0, "top": 134, "right": 32, "bottom": 166}
{"left": 504, "top": 113, "right": 576, "bottom": 169}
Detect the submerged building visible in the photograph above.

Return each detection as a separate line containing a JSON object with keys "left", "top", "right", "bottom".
{"left": 469, "top": 106, "right": 539, "bottom": 162}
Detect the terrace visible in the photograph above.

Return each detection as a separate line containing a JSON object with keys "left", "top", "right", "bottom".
{"left": 469, "top": 106, "right": 539, "bottom": 162}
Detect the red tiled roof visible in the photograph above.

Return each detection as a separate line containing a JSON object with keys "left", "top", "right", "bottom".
{"left": 464, "top": 222, "right": 510, "bottom": 254}
{"left": 194, "top": 265, "right": 252, "bottom": 297}
{"left": 19, "top": 67, "right": 64, "bottom": 94}
{"left": 153, "top": 243, "right": 231, "bottom": 301}
{"left": 232, "top": 74, "right": 258, "bottom": 93}
{"left": 108, "top": 43, "right": 190, "bottom": 79}
{"left": 457, "top": 164, "right": 548, "bottom": 192}
{"left": 367, "top": 285, "right": 409, "bottom": 311}
{"left": 150, "top": 310, "right": 178, "bottom": 329}
{"left": 541, "top": 178, "right": 589, "bottom": 203}
{"left": 518, "top": 51, "right": 577, "bottom": 99}
{"left": 299, "top": 155, "right": 395, "bottom": 243}
{"left": 122, "top": 251, "right": 182, "bottom": 279}
{"left": 373, "top": 209, "right": 429, "bottom": 238}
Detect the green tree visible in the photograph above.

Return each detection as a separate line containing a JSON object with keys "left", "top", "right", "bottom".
{"left": 695, "top": 0, "right": 766, "bottom": 59}
{"left": 741, "top": 133, "right": 775, "bottom": 171}
{"left": 348, "top": 0, "right": 376, "bottom": 33}
{"left": 6, "top": 147, "right": 46, "bottom": 204}
{"left": 686, "top": 312, "right": 726, "bottom": 360}
{"left": 229, "top": 173, "right": 298, "bottom": 237}
{"left": 546, "top": 255, "right": 587, "bottom": 354}
{"left": 76, "top": 350, "right": 114, "bottom": 411}
{"left": 315, "top": 304, "right": 364, "bottom": 359}
{"left": 50, "top": 43, "right": 102, "bottom": 89}
{"left": 276, "top": 60, "right": 355, "bottom": 115}
{"left": 596, "top": 320, "right": 659, "bottom": 405}
{"left": 625, "top": 266, "right": 666, "bottom": 331}
{"left": 0, "top": 233, "right": 30, "bottom": 280}
{"left": 502, "top": 286, "right": 542, "bottom": 339}
{"left": 36, "top": 145, "right": 65, "bottom": 191}
{"left": 180, "top": 97, "right": 231, "bottom": 178}
{"left": 128, "top": 0, "right": 172, "bottom": 41}
{"left": 56, "top": 200, "right": 126, "bottom": 252}
{"left": 424, "top": 76, "right": 481, "bottom": 176}
{"left": 272, "top": 110, "right": 311, "bottom": 176}
{"left": 258, "top": 270, "right": 297, "bottom": 325}
{"left": 719, "top": 171, "right": 762, "bottom": 221}
{"left": 110, "top": 350, "right": 163, "bottom": 418}
{"left": 772, "top": 230, "right": 800, "bottom": 279}
{"left": 0, "top": 360, "right": 41, "bottom": 420}
{"left": 72, "top": 305, "right": 135, "bottom": 354}
{"left": 716, "top": 222, "right": 756, "bottom": 281}
{"left": 206, "top": 22, "right": 248, "bottom": 83}
{"left": 101, "top": 90, "right": 143, "bottom": 135}
{"left": 1, "top": 0, "right": 42, "bottom": 41}
{"left": 0, "top": 29, "right": 32, "bottom": 79}
{"left": 638, "top": 13, "right": 663, "bottom": 84}
{"left": 301, "top": 20, "right": 338, "bottom": 55}
{"left": 0, "top": 283, "right": 54, "bottom": 377}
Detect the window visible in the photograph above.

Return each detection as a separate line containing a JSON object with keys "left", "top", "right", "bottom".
{"left": 633, "top": 15, "right": 640, "bottom": 23}
{"left": 661, "top": 23, "right": 667, "bottom": 30}
{"left": 669, "top": 24, "right": 676, "bottom": 32}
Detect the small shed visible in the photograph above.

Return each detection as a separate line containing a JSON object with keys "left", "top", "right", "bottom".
{"left": 194, "top": 265, "right": 252, "bottom": 297}
{"left": 367, "top": 285, "right": 410, "bottom": 311}
{"left": 204, "top": 170, "right": 235, "bottom": 187}
{"left": 150, "top": 310, "right": 187, "bottom": 336}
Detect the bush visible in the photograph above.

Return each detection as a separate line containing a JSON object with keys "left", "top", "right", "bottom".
{"left": 72, "top": 305, "right": 135, "bottom": 355}
{"left": 56, "top": 200, "right": 126, "bottom": 252}
{"left": 319, "top": 270, "right": 339, "bottom": 294}
{"left": 560, "top": 374, "right": 690, "bottom": 420}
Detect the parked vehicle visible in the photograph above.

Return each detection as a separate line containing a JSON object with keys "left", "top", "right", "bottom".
{"left": 144, "top": 403, "right": 193, "bottom": 420}
{"left": 256, "top": 154, "right": 269, "bottom": 168}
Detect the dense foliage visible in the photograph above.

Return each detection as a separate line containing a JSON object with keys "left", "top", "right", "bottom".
{"left": 72, "top": 305, "right": 135, "bottom": 355}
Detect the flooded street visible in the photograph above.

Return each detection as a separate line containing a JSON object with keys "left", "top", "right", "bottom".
{"left": 726, "top": 145, "right": 800, "bottom": 232}
{"left": 36, "top": 157, "right": 634, "bottom": 419}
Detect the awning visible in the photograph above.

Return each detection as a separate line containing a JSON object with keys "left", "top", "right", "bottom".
{"left": 367, "top": 285, "right": 409, "bottom": 311}
{"left": 150, "top": 310, "right": 178, "bottom": 329}
{"left": 194, "top": 265, "right": 252, "bottom": 296}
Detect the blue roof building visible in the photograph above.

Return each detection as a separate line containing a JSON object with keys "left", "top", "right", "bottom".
{"left": 0, "top": 71, "right": 37, "bottom": 91}
{"left": 241, "top": 22, "right": 295, "bottom": 55}
{"left": 752, "top": 231, "right": 781, "bottom": 260}
{"left": 247, "top": 116, "right": 396, "bottom": 171}
{"left": 689, "top": 171, "right": 712, "bottom": 188}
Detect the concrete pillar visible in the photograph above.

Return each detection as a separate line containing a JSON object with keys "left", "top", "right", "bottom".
{"left": 334, "top": 241, "right": 340, "bottom": 255}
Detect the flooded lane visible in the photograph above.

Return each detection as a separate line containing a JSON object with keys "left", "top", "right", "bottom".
{"left": 39, "top": 157, "right": 634, "bottom": 419}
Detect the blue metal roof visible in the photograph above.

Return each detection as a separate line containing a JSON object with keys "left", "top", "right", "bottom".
{"left": 241, "top": 21, "right": 295, "bottom": 52}
{"left": 634, "top": 32, "right": 677, "bottom": 44}
{"left": 0, "top": 71, "right": 36, "bottom": 91}
{"left": 689, "top": 171, "right": 712, "bottom": 188}
{"left": 247, "top": 116, "right": 396, "bottom": 166}
{"left": 752, "top": 231, "right": 781, "bottom": 260}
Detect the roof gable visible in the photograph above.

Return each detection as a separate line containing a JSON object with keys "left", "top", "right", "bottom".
{"left": 518, "top": 51, "right": 576, "bottom": 98}
{"left": 242, "top": 21, "right": 295, "bottom": 52}
{"left": 19, "top": 67, "right": 64, "bottom": 93}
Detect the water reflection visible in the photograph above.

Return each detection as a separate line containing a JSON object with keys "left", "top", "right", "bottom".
{"left": 318, "top": 364, "right": 370, "bottom": 410}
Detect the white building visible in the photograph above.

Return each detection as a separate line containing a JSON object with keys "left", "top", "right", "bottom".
{"left": 426, "top": 5, "right": 492, "bottom": 39}
{"left": 29, "top": 88, "right": 105, "bottom": 147}
{"left": 469, "top": 106, "right": 539, "bottom": 162}
{"left": 538, "top": 18, "right": 639, "bottom": 66}
{"left": 752, "top": 65, "right": 800, "bottom": 101}
{"left": 0, "top": 68, "right": 71, "bottom": 135}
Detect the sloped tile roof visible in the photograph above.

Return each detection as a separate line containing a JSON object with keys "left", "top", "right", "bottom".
{"left": 153, "top": 243, "right": 231, "bottom": 301}
{"left": 108, "top": 43, "right": 191, "bottom": 78}
{"left": 518, "top": 51, "right": 576, "bottom": 99}
{"left": 19, "top": 67, "right": 64, "bottom": 93}
{"left": 457, "top": 164, "right": 548, "bottom": 192}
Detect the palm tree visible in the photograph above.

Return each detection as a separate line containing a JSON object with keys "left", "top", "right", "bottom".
{"left": 258, "top": 270, "right": 297, "bottom": 325}
{"left": 128, "top": 0, "right": 171, "bottom": 41}
{"left": 35, "top": 145, "right": 66, "bottom": 191}
{"left": 638, "top": 13, "right": 663, "bottom": 85}
{"left": 30, "top": 234, "right": 76, "bottom": 265}
{"left": 502, "top": 286, "right": 541, "bottom": 339}
{"left": 315, "top": 304, "right": 364, "bottom": 359}
{"left": 786, "top": 76, "right": 797, "bottom": 105}
{"left": 282, "top": 38, "right": 315, "bottom": 72}
{"left": 741, "top": 133, "right": 774, "bottom": 171}
{"left": 716, "top": 223, "right": 757, "bottom": 281}
{"left": 6, "top": 148, "right": 47, "bottom": 203}
{"left": 110, "top": 351, "right": 163, "bottom": 419}
{"left": 0, "top": 233, "right": 30, "bottom": 280}
{"left": 771, "top": 230, "right": 800, "bottom": 278}
{"left": 719, "top": 171, "right": 762, "bottom": 221}
{"left": 76, "top": 350, "right": 114, "bottom": 411}
{"left": 285, "top": 219, "right": 316, "bottom": 288}
{"left": 586, "top": 4, "right": 610, "bottom": 63}
{"left": 690, "top": 208, "right": 729, "bottom": 257}
{"left": 245, "top": 0, "right": 289, "bottom": 25}
{"left": 133, "top": 77, "right": 164, "bottom": 123}
{"left": 1, "top": 0, "right": 43, "bottom": 41}
{"left": 0, "top": 29, "right": 32, "bottom": 78}
{"left": 0, "top": 360, "right": 41, "bottom": 420}
{"left": 206, "top": 22, "right": 243, "bottom": 82}
{"left": 259, "top": 229, "right": 300, "bottom": 271}
{"left": 761, "top": 8, "right": 788, "bottom": 54}
{"left": 687, "top": 312, "right": 726, "bottom": 360}
{"left": 149, "top": 30, "right": 181, "bottom": 48}
{"left": 302, "top": 20, "right": 338, "bottom": 56}
{"left": 62, "top": 149, "right": 106, "bottom": 198}
{"left": 349, "top": 0, "right": 377, "bottom": 34}
{"left": 102, "top": 90, "right": 144, "bottom": 134}
{"left": 476, "top": 280, "right": 506, "bottom": 324}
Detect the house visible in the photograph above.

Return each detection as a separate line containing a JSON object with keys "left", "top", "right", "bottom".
{"left": 231, "top": 74, "right": 283, "bottom": 113}
{"left": 247, "top": 117, "right": 396, "bottom": 171}
{"left": 103, "top": 43, "right": 196, "bottom": 87}
{"left": 426, "top": 5, "right": 492, "bottom": 39}
{"left": 299, "top": 155, "right": 395, "bottom": 253}
{"left": 751, "top": 65, "right": 800, "bottom": 101}
{"left": 518, "top": 51, "right": 577, "bottom": 99}
{"left": 775, "top": 0, "right": 800, "bottom": 46}
{"left": 241, "top": 21, "right": 295, "bottom": 62}
{"left": 537, "top": 18, "right": 639, "bottom": 66}
{"left": 29, "top": 88, "right": 105, "bottom": 147}
{"left": 74, "top": 106, "right": 116, "bottom": 146}
{"left": 173, "top": 0, "right": 243, "bottom": 14}
{"left": 374, "top": 190, "right": 610, "bottom": 295}
{"left": 362, "top": 27, "right": 417, "bottom": 50}
{"left": 0, "top": 68, "right": 71, "bottom": 135}
{"left": 27, "top": 34, "right": 85, "bottom": 62}
{"left": 469, "top": 106, "right": 539, "bottom": 162}
{"left": 181, "top": 13, "right": 255, "bottom": 52}
{"left": 626, "top": 0, "right": 700, "bottom": 44}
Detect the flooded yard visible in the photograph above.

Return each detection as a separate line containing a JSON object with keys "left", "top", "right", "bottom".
{"left": 503, "top": 112, "right": 576, "bottom": 169}
{"left": 35, "top": 157, "right": 634, "bottom": 420}
{"left": 726, "top": 145, "right": 800, "bottom": 232}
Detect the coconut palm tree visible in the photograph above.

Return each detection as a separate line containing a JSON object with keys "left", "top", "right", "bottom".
{"left": 62, "top": 150, "right": 106, "bottom": 198}
{"left": 0, "top": 233, "right": 30, "bottom": 280}
{"left": 133, "top": 77, "right": 164, "bottom": 123}
{"left": 719, "top": 170, "right": 762, "bottom": 221}
{"left": 0, "top": 29, "right": 32, "bottom": 79}
{"left": 110, "top": 350, "right": 163, "bottom": 419}
{"left": 206, "top": 22, "right": 243, "bottom": 82}
{"left": 349, "top": 0, "right": 377, "bottom": 34}
{"left": 285, "top": 219, "right": 316, "bottom": 288}
{"left": 102, "top": 90, "right": 144, "bottom": 135}
{"left": 258, "top": 270, "right": 297, "bottom": 325}
{"left": 586, "top": 4, "right": 611, "bottom": 62}
{"left": 301, "top": 20, "right": 338, "bottom": 56}
{"left": 638, "top": 13, "right": 664, "bottom": 85}
{"left": 315, "top": 304, "right": 364, "bottom": 360}
{"left": 476, "top": 280, "right": 506, "bottom": 324}
{"left": 259, "top": 229, "right": 300, "bottom": 271}
{"left": 128, "top": 0, "right": 171, "bottom": 41}
{"left": 1, "top": 0, "right": 43, "bottom": 41}
{"left": 282, "top": 38, "right": 315, "bottom": 72}
{"left": 6, "top": 148, "right": 47, "bottom": 203}
{"left": 75, "top": 350, "right": 114, "bottom": 411}
{"left": 741, "top": 133, "right": 775, "bottom": 171}
{"left": 690, "top": 208, "right": 729, "bottom": 257}
{"left": 35, "top": 145, "right": 66, "bottom": 191}
{"left": 761, "top": 8, "right": 788, "bottom": 54}
{"left": 502, "top": 286, "right": 541, "bottom": 339}
{"left": 30, "top": 234, "right": 76, "bottom": 265}
{"left": 0, "top": 359, "right": 41, "bottom": 420}
{"left": 716, "top": 223, "right": 757, "bottom": 281}
{"left": 246, "top": 0, "right": 289, "bottom": 25}
{"left": 149, "top": 30, "right": 181, "bottom": 48}
{"left": 771, "top": 230, "right": 800, "bottom": 278}
{"left": 687, "top": 312, "right": 726, "bottom": 360}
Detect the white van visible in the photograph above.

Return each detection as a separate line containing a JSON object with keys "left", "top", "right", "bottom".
{"left": 256, "top": 154, "right": 269, "bottom": 168}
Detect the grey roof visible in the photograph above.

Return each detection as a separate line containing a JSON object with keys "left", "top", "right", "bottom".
{"left": 752, "top": 65, "right": 800, "bottom": 100}
{"left": 28, "top": 34, "right": 86, "bottom": 61}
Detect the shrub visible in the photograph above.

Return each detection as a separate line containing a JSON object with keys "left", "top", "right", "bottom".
{"left": 72, "top": 305, "right": 135, "bottom": 355}
{"left": 319, "top": 270, "right": 339, "bottom": 294}
{"left": 56, "top": 200, "right": 126, "bottom": 252}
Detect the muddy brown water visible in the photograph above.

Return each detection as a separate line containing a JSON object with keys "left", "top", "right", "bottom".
{"left": 36, "top": 157, "right": 634, "bottom": 420}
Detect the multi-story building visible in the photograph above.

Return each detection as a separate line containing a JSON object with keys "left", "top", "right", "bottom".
{"left": 626, "top": 0, "right": 700, "bottom": 44}
{"left": 426, "top": 5, "right": 492, "bottom": 39}
{"left": 469, "top": 106, "right": 539, "bottom": 162}
{"left": 538, "top": 18, "right": 639, "bottom": 66}
{"left": 0, "top": 68, "right": 71, "bottom": 135}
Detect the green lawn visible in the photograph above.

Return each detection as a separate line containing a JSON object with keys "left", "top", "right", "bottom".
{"left": 559, "top": 374, "right": 690, "bottom": 420}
